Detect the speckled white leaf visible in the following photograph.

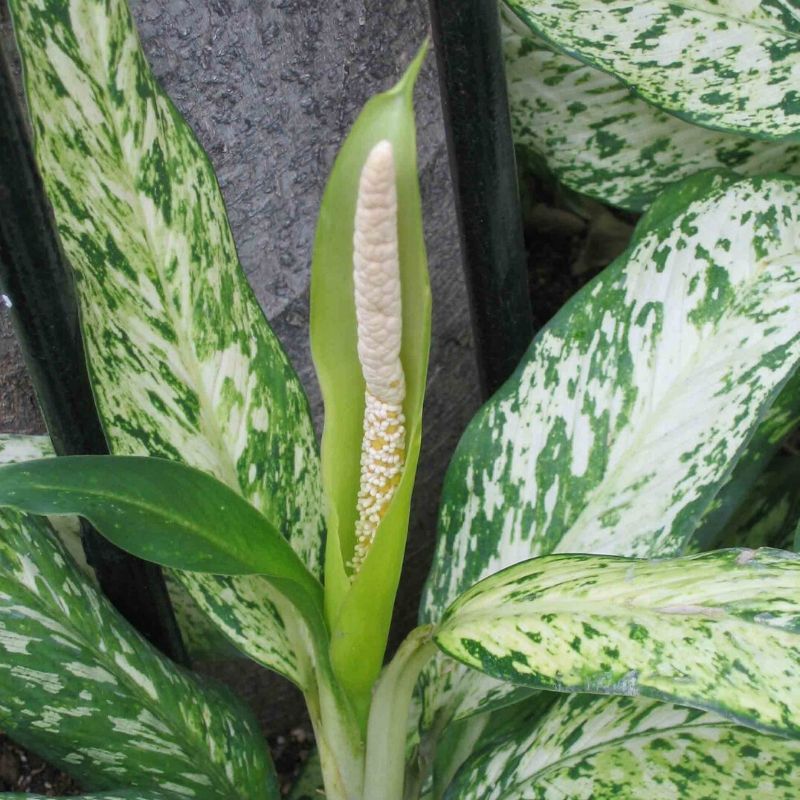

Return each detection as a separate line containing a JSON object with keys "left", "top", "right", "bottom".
{"left": 421, "top": 172, "right": 800, "bottom": 725}
{"left": 0, "top": 434, "right": 54, "bottom": 465}
{"left": 502, "top": 18, "right": 800, "bottom": 211}
{"left": 687, "top": 369, "right": 800, "bottom": 553}
{"left": 505, "top": 0, "right": 800, "bottom": 141}
{"left": 0, "top": 507, "right": 277, "bottom": 799}
{"left": 437, "top": 549, "right": 800, "bottom": 737}
{"left": 8, "top": 0, "right": 324, "bottom": 683}
{"left": 446, "top": 694, "right": 800, "bottom": 800}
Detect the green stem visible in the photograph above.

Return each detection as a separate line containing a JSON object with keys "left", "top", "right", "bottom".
{"left": 306, "top": 673, "right": 365, "bottom": 800}
{"left": 362, "top": 625, "right": 437, "bottom": 800}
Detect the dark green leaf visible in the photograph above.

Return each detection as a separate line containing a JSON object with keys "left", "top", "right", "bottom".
{"left": 0, "top": 456, "right": 321, "bottom": 609}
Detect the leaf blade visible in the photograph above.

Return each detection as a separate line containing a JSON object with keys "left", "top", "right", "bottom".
{"left": 421, "top": 172, "right": 800, "bottom": 723}
{"left": 505, "top": 0, "right": 800, "bottom": 141}
{"left": 446, "top": 693, "right": 800, "bottom": 800}
{"left": 502, "top": 17, "right": 800, "bottom": 211}
{"left": 435, "top": 549, "right": 800, "bottom": 738}
{"left": 0, "top": 508, "right": 278, "bottom": 799}
{"left": 0, "top": 456, "right": 321, "bottom": 601}
{"left": 7, "top": 0, "right": 324, "bottom": 679}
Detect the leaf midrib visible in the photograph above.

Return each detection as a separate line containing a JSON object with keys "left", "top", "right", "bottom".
{"left": 17, "top": 476, "right": 259, "bottom": 569}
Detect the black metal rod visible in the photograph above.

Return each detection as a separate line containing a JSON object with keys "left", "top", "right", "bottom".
{"left": 428, "top": 0, "right": 534, "bottom": 399}
{"left": 0, "top": 43, "right": 188, "bottom": 666}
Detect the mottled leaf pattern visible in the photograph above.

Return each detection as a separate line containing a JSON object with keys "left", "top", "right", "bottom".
{"left": 502, "top": 18, "right": 800, "bottom": 211}
{"left": 0, "top": 434, "right": 54, "bottom": 465}
{"left": 8, "top": 0, "right": 324, "bottom": 683}
{"left": 686, "top": 369, "right": 800, "bottom": 554}
{"left": 446, "top": 694, "right": 800, "bottom": 799}
{"left": 0, "top": 508, "right": 277, "bottom": 799}
{"left": 505, "top": 0, "right": 800, "bottom": 140}
{"left": 421, "top": 173, "right": 800, "bottom": 723}
{"left": 436, "top": 549, "right": 800, "bottom": 738}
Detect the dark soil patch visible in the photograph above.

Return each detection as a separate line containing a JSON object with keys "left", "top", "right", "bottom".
{"left": 520, "top": 177, "right": 638, "bottom": 326}
{"left": 268, "top": 726, "right": 315, "bottom": 796}
{"left": 0, "top": 735, "right": 81, "bottom": 796}
{"left": 0, "top": 727, "right": 315, "bottom": 797}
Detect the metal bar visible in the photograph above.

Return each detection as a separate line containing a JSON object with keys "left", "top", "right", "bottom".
{"left": 0, "top": 42, "right": 188, "bottom": 665}
{"left": 428, "top": 0, "right": 534, "bottom": 399}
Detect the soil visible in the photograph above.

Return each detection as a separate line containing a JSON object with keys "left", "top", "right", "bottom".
{"left": 0, "top": 735, "right": 81, "bottom": 796}
{"left": 520, "top": 175, "right": 638, "bottom": 327}
{"left": 0, "top": 728, "right": 314, "bottom": 797}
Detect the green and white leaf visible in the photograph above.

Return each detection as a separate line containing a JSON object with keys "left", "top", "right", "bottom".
{"left": 436, "top": 548, "right": 800, "bottom": 738}
{"left": 446, "top": 693, "right": 800, "bottom": 800}
{"left": 8, "top": 0, "right": 324, "bottom": 683}
{"left": 0, "top": 434, "right": 54, "bottom": 465}
{"left": 0, "top": 507, "right": 277, "bottom": 799}
{"left": 421, "top": 172, "right": 800, "bottom": 723}
{"left": 502, "top": 18, "right": 800, "bottom": 211}
{"left": 505, "top": 0, "right": 800, "bottom": 141}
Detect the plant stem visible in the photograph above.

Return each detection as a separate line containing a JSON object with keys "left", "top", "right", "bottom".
{"left": 362, "top": 625, "right": 437, "bottom": 800}
{"left": 306, "top": 673, "right": 365, "bottom": 800}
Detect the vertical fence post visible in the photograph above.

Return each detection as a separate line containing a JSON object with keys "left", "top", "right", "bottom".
{"left": 0, "top": 45, "right": 188, "bottom": 665}
{"left": 428, "top": 0, "right": 533, "bottom": 399}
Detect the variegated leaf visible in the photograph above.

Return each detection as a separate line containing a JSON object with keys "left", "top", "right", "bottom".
{"left": 445, "top": 693, "right": 800, "bottom": 800}
{"left": 8, "top": 0, "right": 324, "bottom": 683}
{"left": 502, "top": 18, "right": 800, "bottom": 211}
{"left": 421, "top": 172, "right": 800, "bottom": 723}
{"left": 0, "top": 434, "right": 54, "bottom": 465}
{"left": 687, "top": 369, "right": 800, "bottom": 554}
{"left": 0, "top": 508, "right": 277, "bottom": 799}
{"left": 436, "top": 549, "right": 800, "bottom": 738}
{"left": 505, "top": 0, "right": 800, "bottom": 141}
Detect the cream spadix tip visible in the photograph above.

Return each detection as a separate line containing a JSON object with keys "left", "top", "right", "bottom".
{"left": 350, "top": 139, "right": 407, "bottom": 577}
{"left": 353, "top": 139, "right": 405, "bottom": 406}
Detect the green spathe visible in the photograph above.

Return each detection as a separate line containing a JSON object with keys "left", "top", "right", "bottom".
{"left": 310, "top": 42, "right": 431, "bottom": 719}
